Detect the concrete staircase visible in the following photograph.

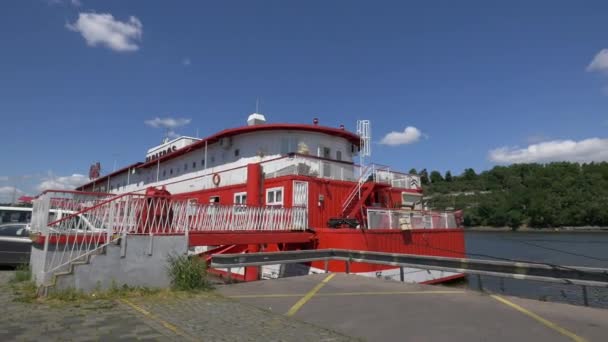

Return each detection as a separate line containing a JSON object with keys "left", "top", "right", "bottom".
{"left": 40, "top": 235, "right": 188, "bottom": 294}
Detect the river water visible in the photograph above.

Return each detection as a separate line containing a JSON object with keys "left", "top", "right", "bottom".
{"left": 462, "top": 231, "right": 608, "bottom": 308}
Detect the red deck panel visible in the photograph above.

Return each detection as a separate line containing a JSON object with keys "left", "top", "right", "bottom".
{"left": 188, "top": 231, "right": 315, "bottom": 246}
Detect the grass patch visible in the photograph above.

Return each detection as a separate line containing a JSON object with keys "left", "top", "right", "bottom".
{"left": 10, "top": 264, "right": 32, "bottom": 283}
{"left": 167, "top": 254, "right": 212, "bottom": 291}
{"left": 11, "top": 280, "right": 38, "bottom": 303}
{"left": 47, "top": 282, "right": 164, "bottom": 303}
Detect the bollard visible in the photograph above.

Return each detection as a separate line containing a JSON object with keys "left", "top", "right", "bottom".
{"left": 324, "top": 259, "right": 329, "bottom": 274}
{"left": 582, "top": 285, "right": 589, "bottom": 307}
{"left": 227, "top": 268, "right": 232, "bottom": 283}
{"left": 345, "top": 260, "right": 350, "bottom": 274}
{"left": 477, "top": 274, "right": 483, "bottom": 292}
{"left": 500, "top": 277, "right": 505, "bottom": 292}
{"left": 400, "top": 267, "right": 405, "bottom": 282}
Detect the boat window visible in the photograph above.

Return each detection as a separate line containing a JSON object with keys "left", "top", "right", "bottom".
{"left": 234, "top": 149, "right": 240, "bottom": 157}
{"left": 184, "top": 163, "right": 188, "bottom": 171}
{"left": 170, "top": 169, "right": 173, "bottom": 175}
{"left": 201, "top": 159, "right": 205, "bottom": 168}
{"left": 402, "top": 193, "right": 422, "bottom": 208}
{"left": 266, "top": 187, "right": 284, "bottom": 206}
{"left": 336, "top": 150, "right": 342, "bottom": 161}
{"left": 234, "top": 192, "right": 247, "bottom": 205}
{"left": 281, "top": 137, "right": 298, "bottom": 154}
{"left": 193, "top": 161, "right": 196, "bottom": 169}
{"left": 163, "top": 169, "right": 166, "bottom": 177}
{"left": 322, "top": 147, "right": 331, "bottom": 159}
{"left": 209, "top": 196, "right": 220, "bottom": 204}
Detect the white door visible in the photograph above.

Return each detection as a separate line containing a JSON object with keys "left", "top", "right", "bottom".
{"left": 292, "top": 181, "right": 309, "bottom": 229}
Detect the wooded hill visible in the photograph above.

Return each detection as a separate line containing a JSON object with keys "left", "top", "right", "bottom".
{"left": 415, "top": 162, "right": 608, "bottom": 229}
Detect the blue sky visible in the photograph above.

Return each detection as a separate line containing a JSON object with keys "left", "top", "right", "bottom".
{"left": 2, "top": 0, "right": 608, "bottom": 200}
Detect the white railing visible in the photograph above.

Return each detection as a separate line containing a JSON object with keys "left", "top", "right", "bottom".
{"left": 187, "top": 205, "right": 308, "bottom": 231}
{"left": 373, "top": 169, "right": 421, "bottom": 189}
{"left": 262, "top": 155, "right": 359, "bottom": 182}
{"left": 367, "top": 209, "right": 459, "bottom": 230}
{"left": 34, "top": 190, "right": 308, "bottom": 279}
{"left": 261, "top": 155, "right": 421, "bottom": 190}
{"left": 30, "top": 190, "right": 113, "bottom": 234}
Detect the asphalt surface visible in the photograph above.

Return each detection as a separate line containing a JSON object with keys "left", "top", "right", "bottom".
{"left": 218, "top": 273, "right": 608, "bottom": 342}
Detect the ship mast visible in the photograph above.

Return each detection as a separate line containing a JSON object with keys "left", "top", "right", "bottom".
{"left": 357, "top": 120, "right": 371, "bottom": 176}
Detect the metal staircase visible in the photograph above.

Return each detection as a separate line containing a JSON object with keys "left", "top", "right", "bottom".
{"left": 340, "top": 165, "right": 374, "bottom": 218}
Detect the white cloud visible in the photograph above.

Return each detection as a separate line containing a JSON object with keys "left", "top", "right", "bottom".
{"left": 182, "top": 58, "right": 191, "bottom": 66}
{"left": 37, "top": 174, "right": 88, "bottom": 192}
{"left": 144, "top": 117, "right": 191, "bottom": 129}
{"left": 489, "top": 138, "right": 608, "bottom": 164}
{"left": 587, "top": 49, "right": 608, "bottom": 73}
{"left": 0, "top": 186, "right": 24, "bottom": 203}
{"left": 379, "top": 126, "right": 423, "bottom": 146}
{"left": 66, "top": 13, "right": 143, "bottom": 52}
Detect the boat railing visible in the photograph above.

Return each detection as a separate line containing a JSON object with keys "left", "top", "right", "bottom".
{"left": 31, "top": 190, "right": 308, "bottom": 284}
{"left": 262, "top": 154, "right": 359, "bottom": 182}
{"left": 262, "top": 154, "right": 421, "bottom": 189}
{"left": 30, "top": 190, "right": 114, "bottom": 234}
{"left": 111, "top": 154, "right": 420, "bottom": 195}
{"left": 366, "top": 208, "right": 459, "bottom": 230}
{"left": 373, "top": 169, "right": 421, "bottom": 189}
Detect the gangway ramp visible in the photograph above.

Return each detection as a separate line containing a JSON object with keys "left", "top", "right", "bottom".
{"left": 218, "top": 274, "right": 608, "bottom": 342}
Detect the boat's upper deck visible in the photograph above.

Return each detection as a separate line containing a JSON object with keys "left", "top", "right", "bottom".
{"left": 77, "top": 116, "right": 420, "bottom": 195}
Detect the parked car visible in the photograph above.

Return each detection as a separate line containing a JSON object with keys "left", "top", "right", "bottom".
{"left": 0, "top": 223, "right": 31, "bottom": 266}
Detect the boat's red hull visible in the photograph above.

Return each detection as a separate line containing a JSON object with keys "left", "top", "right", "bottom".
{"left": 308, "top": 228, "right": 466, "bottom": 282}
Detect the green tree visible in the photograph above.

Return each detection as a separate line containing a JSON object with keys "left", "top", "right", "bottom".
{"left": 430, "top": 170, "right": 444, "bottom": 183}
{"left": 409, "top": 168, "right": 417, "bottom": 175}
{"left": 462, "top": 168, "right": 477, "bottom": 181}
{"left": 421, "top": 161, "right": 608, "bottom": 229}
{"left": 419, "top": 168, "right": 429, "bottom": 185}
{"left": 445, "top": 171, "right": 453, "bottom": 182}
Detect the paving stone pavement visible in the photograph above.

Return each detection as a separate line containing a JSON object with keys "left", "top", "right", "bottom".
{"left": 0, "top": 271, "right": 355, "bottom": 341}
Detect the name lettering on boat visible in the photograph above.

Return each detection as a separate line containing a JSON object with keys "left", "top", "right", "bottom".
{"left": 146, "top": 146, "right": 177, "bottom": 162}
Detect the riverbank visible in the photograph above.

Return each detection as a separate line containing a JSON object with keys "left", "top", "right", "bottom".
{"left": 465, "top": 226, "right": 608, "bottom": 233}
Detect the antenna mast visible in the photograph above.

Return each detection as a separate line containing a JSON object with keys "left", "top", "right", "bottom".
{"left": 357, "top": 120, "right": 371, "bottom": 176}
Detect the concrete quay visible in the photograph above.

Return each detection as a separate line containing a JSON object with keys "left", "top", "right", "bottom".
{"left": 218, "top": 273, "right": 608, "bottom": 342}
{"left": 1, "top": 269, "right": 607, "bottom": 341}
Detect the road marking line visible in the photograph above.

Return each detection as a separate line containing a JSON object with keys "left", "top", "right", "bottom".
{"left": 119, "top": 298, "right": 197, "bottom": 342}
{"left": 490, "top": 295, "right": 587, "bottom": 342}
{"left": 286, "top": 273, "right": 335, "bottom": 316}
{"left": 230, "top": 290, "right": 464, "bottom": 298}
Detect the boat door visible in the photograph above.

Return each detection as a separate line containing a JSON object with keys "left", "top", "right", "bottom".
{"left": 292, "top": 181, "right": 308, "bottom": 229}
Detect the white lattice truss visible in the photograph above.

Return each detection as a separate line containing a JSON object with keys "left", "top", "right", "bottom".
{"left": 32, "top": 191, "right": 307, "bottom": 280}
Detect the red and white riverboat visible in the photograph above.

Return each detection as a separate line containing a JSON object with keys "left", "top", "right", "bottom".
{"left": 75, "top": 114, "right": 466, "bottom": 284}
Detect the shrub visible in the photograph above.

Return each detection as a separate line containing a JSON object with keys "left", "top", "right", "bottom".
{"left": 166, "top": 254, "right": 210, "bottom": 291}
{"left": 11, "top": 264, "right": 32, "bottom": 283}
